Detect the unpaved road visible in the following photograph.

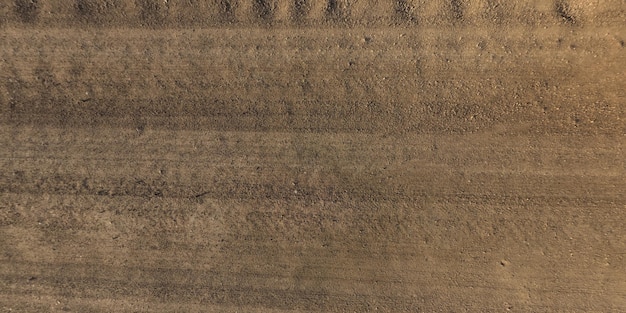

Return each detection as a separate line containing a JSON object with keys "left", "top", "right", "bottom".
{"left": 1, "top": 1, "right": 625, "bottom": 312}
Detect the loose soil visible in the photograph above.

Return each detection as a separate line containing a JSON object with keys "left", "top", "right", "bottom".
{"left": 1, "top": 1, "right": 625, "bottom": 312}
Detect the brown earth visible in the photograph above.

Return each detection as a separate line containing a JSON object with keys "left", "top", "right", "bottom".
{"left": 1, "top": 1, "right": 625, "bottom": 312}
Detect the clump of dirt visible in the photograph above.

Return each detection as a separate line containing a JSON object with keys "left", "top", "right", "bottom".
{"left": 136, "top": 0, "right": 169, "bottom": 26}
{"left": 74, "top": 0, "right": 127, "bottom": 25}
{"left": 555, "top": 0, "right": 577, "bottom": 24}
{"left": 14, "top": 0, "right": 39, "bottom": 23}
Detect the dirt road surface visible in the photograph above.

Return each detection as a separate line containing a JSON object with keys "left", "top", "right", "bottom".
{"left": 1, "top": 1, "right": 625, "bottom": 312}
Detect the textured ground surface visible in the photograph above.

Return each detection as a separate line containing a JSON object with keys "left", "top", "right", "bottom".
{"left": 1, "top": 1, "right": 625, "bottom": 312}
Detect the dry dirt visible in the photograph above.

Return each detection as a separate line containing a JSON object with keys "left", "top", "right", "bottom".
{"left": 1, "top": 0, "right": 625, "bottom": 312}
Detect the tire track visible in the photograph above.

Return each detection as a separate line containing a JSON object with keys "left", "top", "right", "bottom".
{"left": 1, "top": 28, "right": 624, "bottom": 134}
{"left": 0, "top": 0, "right": 624, "bottom": 26}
